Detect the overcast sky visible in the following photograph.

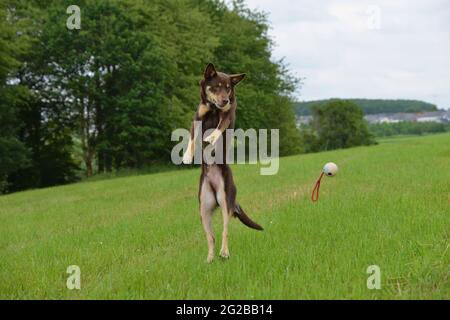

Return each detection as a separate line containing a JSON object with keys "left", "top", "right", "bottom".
{"left": 244, "top": 0, "right": 450, "bottom": 110}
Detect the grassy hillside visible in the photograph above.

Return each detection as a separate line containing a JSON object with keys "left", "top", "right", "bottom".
{"left": 295, "top": 99, "right": 438, "bottom": 116}
{"left": 0, "top": 134, "right": 449, "bottom": 299}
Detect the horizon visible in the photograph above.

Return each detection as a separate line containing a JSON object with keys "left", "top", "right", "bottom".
{"left": 295, "top": 97, "right": 448, "bottom": 111}
{"left": 244, "top": 0, "right": 450, "bottom": 110}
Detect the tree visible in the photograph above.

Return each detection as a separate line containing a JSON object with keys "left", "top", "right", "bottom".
{"left": 22, "top": 0, "right": 221, "bottom": 175}
{"left": 0, "top": 0, "right": 31, "bottom": 192}
{"left": 2, "top": 0, "right": 80, "bottom": 192}
{"left": 295, "top": 99, "right": 438, "bottom": 116}
{"left": 1, "top": 0, "right": 304, "bottom": 193}
{"left": 310, "top": 100, "right": 376, "bottom": 151}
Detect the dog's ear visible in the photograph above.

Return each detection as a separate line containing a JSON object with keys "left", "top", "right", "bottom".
{"left": 204, "top": 63, "right": 217, "bottom": 80}
{"left": 230, "top": 73, "right": 246, "bottom": 86}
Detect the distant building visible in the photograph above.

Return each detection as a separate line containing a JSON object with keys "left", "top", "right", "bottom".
{"left": 296, "top": 116, "right": 312, "bottom": 127}
{"left": 417, "top": 116, "right": 441, "bottom": 123}
{"left": 364, "top": 111, "right": 450, "bottom": 125}
{"left": 296, "top": 110, "right": 450, "bottom": 127}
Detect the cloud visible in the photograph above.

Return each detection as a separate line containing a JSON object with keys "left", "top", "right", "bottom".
{"left": 245, "top": 0, "right": 450, "bottom": 109}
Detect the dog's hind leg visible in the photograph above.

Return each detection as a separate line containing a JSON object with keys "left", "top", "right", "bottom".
{"left": 216, "top": 182, "right": 231, "bottom": 259}
{"left": 200, "top": 180, "right": 217, "bottom": 263}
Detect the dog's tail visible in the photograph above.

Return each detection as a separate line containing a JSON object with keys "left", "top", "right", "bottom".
{"left": 234, "top": 204, "right": 264, "bottom": 231}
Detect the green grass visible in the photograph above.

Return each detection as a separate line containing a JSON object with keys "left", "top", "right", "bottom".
{"left": 0, "top": 134, "right": 449, "bottom": 299}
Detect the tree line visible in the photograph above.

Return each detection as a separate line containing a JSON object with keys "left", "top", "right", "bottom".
{"left": 295, "top": 99, "right": 438, "bottom": 116}
{"left": 369, "top": 122, "right": 450, "bottom": 137}
{"left": 0, "top": 0, "right": 302, "bottom": 193}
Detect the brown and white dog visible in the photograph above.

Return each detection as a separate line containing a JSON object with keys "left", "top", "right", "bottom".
{"left": 183, "top": 63, "right": 263, "bottom": 263}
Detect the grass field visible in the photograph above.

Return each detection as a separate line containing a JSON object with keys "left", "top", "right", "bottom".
{"left": 0, "top": 134, "right": 449, "bottom": 299}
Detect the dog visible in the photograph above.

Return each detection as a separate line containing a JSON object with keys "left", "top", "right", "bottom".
{"left": 183, "top": 63, "right": 263, "bottom": 263}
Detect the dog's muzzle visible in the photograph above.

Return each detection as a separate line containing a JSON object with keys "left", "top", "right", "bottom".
{"left": 208, "top": 100, "right": 229, "bottom": 110}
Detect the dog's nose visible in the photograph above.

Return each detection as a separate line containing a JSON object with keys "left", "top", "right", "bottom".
{"left": 222, "top": 99, "right": 230, "bottom": 106}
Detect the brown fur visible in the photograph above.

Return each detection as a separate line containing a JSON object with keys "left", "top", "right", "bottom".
{"left": 184, "top": 63, "right": 263, "bottom": 263}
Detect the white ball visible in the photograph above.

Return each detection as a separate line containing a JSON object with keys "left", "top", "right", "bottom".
{"left": 323, "top": 162, "right": 338, "bottom": 177}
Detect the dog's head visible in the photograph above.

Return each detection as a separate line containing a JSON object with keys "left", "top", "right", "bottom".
{"left": 200, "top": 63, "right": 246, "bottom": 110}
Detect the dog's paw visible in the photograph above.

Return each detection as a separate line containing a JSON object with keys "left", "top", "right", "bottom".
{"left": 220, "top": 250, "right": 230, "bottom": 260}
{"left": 206, "top": 255, "right": 215, "bottom": 264}
{"left": 182, "top": 151, "right": 193, "bottom": 164}
{"left": 204, "top": 129, "right": 222, "bottom": 146}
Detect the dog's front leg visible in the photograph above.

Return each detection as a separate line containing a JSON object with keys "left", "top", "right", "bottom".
{"left": 182, "top": 133, "right": 195, "bottom": 164}
{"left": 204, "top": 115, "right": 231, "bottom": 146}
{"left": 183, "top": 104, "right": 210, "bottom": 164}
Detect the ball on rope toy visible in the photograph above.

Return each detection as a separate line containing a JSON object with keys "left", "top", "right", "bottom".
{"left": 311, "top": 162, "right": 339, "bottom": 202}
{"left": 323, "top": 162, "right": 338, "bottom": 177}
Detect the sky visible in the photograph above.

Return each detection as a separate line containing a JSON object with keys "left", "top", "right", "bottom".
{"left": 244, "top": 0, "right": 450, "bottom": 110}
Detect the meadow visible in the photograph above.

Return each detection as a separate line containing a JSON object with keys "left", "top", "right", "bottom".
{"left": 0, "top": 133, "right": 449, "bottom": 299}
